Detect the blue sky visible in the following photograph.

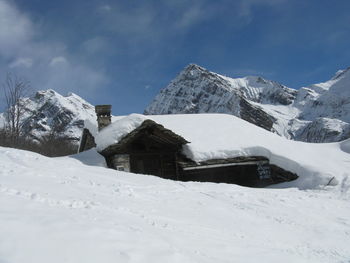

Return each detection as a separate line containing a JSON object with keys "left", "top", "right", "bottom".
{"left": 0, "top": 0, "right": 349, "bottom": 114}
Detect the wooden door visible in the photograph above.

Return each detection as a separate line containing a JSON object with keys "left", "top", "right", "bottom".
{"left": 130, "top": 153, "right": 177, "bottom": 180}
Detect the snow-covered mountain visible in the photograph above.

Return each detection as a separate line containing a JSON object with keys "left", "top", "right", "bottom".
{"left": 145, "top": 64, "right": 350, "bottom": 142}
{"left": 1, "top": 64, "right": 349, "bottom": 144}
{"left": 0, "top": 89, "right": 96, "bottom": 143}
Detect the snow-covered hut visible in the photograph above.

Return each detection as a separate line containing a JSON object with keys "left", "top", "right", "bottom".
{"left": 79, "top": 105, "right": 298, "bottom": 187}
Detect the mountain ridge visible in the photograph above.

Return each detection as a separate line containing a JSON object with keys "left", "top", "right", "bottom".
{"left": 145, "top": 64, "right": 350, "bottom": 142}
{"left": 0, "top": 89, "right": 96, "bottom": 143}
{"left": 1, "top": 64, "right": 349, "bottom": 144}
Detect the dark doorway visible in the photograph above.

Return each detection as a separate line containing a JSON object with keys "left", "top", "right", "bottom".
{"left": 130, "top": 153, "right": 177, "bottom": 180}
{"left": 180, "top": 164, "right": 261, "bottom": 186}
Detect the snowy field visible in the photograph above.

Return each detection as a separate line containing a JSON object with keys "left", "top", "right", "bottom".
{"left": 1, "top": 147, "right": 350, "bottom": 263}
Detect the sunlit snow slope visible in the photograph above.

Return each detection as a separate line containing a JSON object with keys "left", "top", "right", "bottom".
{"left": 1, "top": 147, "right": 350, "bottom": 263}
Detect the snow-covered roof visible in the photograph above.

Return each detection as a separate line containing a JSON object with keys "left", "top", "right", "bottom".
{"left": 86, "top": 113, "right": 350, "bottom": 189}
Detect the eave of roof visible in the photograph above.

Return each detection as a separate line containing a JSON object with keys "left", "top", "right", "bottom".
{"left": 100, "top": 119, "right": 189, "bottom": 156}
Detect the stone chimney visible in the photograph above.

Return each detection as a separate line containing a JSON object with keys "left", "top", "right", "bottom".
{"left": 95, "top": 105, "right": 112, "bottom": 131}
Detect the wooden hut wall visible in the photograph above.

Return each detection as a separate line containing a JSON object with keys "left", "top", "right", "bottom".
{"left": 103, "top": 123, "right": 186, "bottom": 180}
{"left": 178, "top": 162, "right": 297, "bottom": 187}
{"left": 97, "top": 119, "right": 298, "bottom": 187}
{"left": 127, "top": 135, "right": 181, "bottom": 180}
{"left": 179, "top": 164, "right": 268, "bottom": 187}
{"left": 78, "top": 128, "right": 96, "bottom": 153}
{"left": 129, "top": 152, "right": 178, "bottom": 180}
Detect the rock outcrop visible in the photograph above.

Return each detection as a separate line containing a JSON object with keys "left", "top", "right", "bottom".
{"left": 145, "top": 64, "right": 350, "bottom": 142}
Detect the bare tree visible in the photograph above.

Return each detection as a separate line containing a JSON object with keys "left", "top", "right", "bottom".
{"left": 1, "top": 74, "right": 77, "bottom": 156}
{"left": 3, "top": 73, "right": 30, "bottom": 142}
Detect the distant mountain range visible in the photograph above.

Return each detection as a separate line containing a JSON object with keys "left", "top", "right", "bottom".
{"left": 0, "top": 89, "right": 96, "bottom": 144}
{"left": 145, "top": 64, "right": 350, "bottom": 143}
{"left": 1, "top": 64, "right": 349, "bottom": 144}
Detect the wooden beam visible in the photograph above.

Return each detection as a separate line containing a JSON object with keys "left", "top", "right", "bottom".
{"left": 182, "top": 160, "right": 269, "bottom": 171}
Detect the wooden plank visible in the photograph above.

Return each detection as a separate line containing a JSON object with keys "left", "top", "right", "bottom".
{"left": 182, "top": 160, "right": 269, "bottom": 170}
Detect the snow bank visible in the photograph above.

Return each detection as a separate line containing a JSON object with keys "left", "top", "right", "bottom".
{"left": 84, "top": 118, "right": 98, "bottom": 136}
{"left": 0, "top": 146, "right": 350, "bottom": 263}
{"left": 68, "top": 148, "right": 107, "bottom": 167}
{"left": 95, "top": 114, "right": 147, "bottom": 151}
{"left": 340, "top": 138, "right": 350, "bottom": 154}
{"left": 88, "top": 113, "right": 350, "bottom": 189}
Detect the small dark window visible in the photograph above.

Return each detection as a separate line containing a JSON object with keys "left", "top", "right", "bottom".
{"left": 116, "top": 166, "right": 125, "bottom": 171}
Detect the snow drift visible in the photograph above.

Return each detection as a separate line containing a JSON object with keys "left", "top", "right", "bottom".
{"left": 0, "top": 146, "right": 350, "bottom": 263}
{"left": 89, "top": 113, "right": 350, "bottom": 190}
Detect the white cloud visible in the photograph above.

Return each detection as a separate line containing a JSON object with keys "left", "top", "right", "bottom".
{"left": 102, "top": 5, "right": 155, "bottom": 36}
{"left": 44, "top": 61, "right": 108, "bottom": 96}
{"left": 175, "top": 4, "right": 207, "bottom": 29}
{"left": 0, "top": 0, "right": 109, "bottom": 101}
{"left": 49, "top": 56, "right": 68, "bottom": 67}
{"left": 9, "top": 58, "right": 33, "bottom": 68}
{"left": 98, "top": 4, "right": 112, "bottom": 12}
{"left": 82, "top": 37, "right": 111, "bottom": 54}
{"left": 0, "top": 0, "right": 33, "bottom": 57}
{"left": 94, "top": 0, "right": 288, "bottom": 42}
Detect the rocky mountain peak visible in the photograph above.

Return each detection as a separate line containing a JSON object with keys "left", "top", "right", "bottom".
{"left": 184, "top": 63, "right": 207, "bottom": 72}
{"left": 15, "top": 90, "right": 96, "bottom": 143}
{"left": 2, "top": 64, "right": 350, "bottom": 145}
{"left": 332, "top": 66, "right": 350, "bottom": 80}
{"left": 173, "top": 63, "right": 223, "bottom": 85}
{"left": 145, "top": 64, "right": 350, "bottom": 143}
